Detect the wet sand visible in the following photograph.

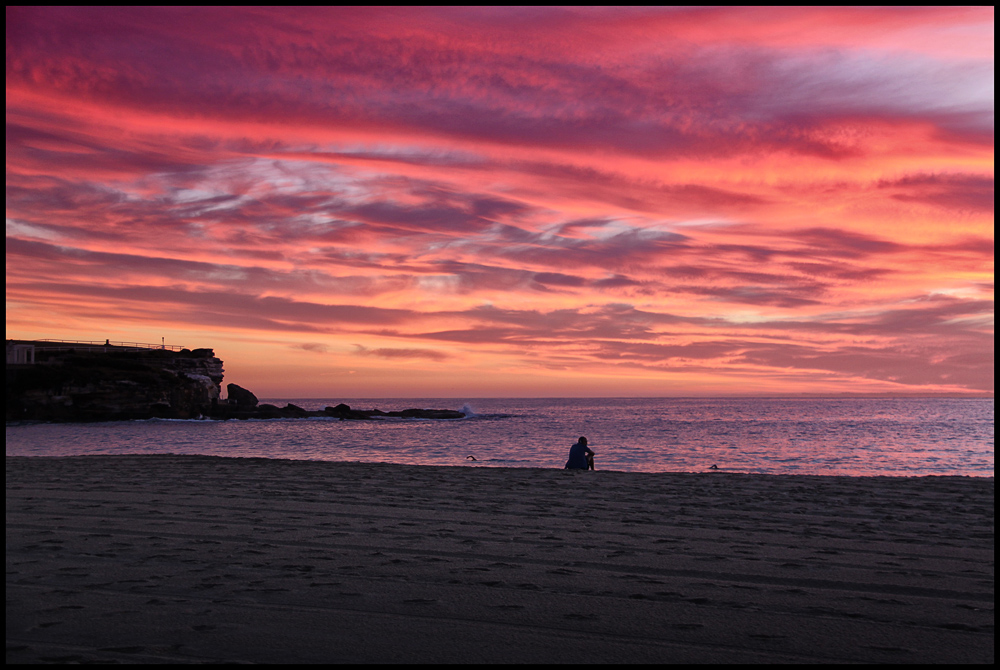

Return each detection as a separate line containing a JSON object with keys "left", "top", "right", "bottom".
{"left": 6, "top": 455, "right": 993, "bottom": 663}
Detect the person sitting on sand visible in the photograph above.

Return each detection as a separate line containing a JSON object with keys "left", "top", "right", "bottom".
{"left": 565, "top": 436, "right": 595, "bottom": 470}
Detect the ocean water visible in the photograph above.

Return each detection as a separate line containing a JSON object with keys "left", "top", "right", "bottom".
{"left": 5, "top": 397, "right": 994, "bottom": 477}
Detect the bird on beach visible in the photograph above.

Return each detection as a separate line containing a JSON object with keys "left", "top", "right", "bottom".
{"left": 467, "top": 455, "right": 477, "bottom": 461}
{"left": 709, "top": 464, "right": 719, "bottom": 470}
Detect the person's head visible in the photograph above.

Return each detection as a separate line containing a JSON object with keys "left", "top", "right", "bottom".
{"left": 578, "top": 436, "right": 587, "bottom": 446}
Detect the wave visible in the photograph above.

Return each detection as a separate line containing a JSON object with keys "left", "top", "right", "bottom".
{"left": 456, "top": 403, "right": 516, "bottom": 420}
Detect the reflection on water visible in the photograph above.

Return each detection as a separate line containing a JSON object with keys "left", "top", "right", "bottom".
{"left": 6, "top": 397, "right": 994, "bottom": 477}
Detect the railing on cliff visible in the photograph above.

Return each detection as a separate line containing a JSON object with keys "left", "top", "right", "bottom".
{"left": 6, "top": 339, "right": 195, "bottom": 367}
{"left": 7, "top": 339, "right": 193, "bottom": 366}
{"left": 30, "top": 339, "right": 186, "bottom": 352}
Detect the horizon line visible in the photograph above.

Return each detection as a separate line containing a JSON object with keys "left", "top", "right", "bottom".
{"left": 253, "top": 393, "right": 995, "bottom": 400}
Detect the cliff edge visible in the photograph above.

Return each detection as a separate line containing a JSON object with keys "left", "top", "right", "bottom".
{"left": 6, "top": 341, "right": 223, "bottom": 422}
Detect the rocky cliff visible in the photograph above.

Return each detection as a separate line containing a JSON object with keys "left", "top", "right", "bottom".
{"left": 6, "top": 343, "right": 224, "bottom": 422}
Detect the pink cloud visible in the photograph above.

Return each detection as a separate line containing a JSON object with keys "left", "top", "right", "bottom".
{"left": 353, "top": 345, "right": 451, "bottom": 361}
{"left": 881, "top": 173, "right": 994, "bottom": 212}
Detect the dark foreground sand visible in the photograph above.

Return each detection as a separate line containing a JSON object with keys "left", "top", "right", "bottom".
{"left": 6, "top": 456, "right": 993, "bottom": 664}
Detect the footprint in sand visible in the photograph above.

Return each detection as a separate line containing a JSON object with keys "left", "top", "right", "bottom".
{"left": 868, "top": 646, "right": 912, "bottom": 654}
{"left": 98, "top": 646, "right": 145, "bottom": 654}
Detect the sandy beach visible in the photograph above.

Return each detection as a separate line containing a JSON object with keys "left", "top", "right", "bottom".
{"left": 6, "top": 456, "right": 993, "bottom": 664}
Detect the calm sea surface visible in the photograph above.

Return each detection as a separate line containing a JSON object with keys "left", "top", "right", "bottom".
{"left": 5, "top": 398, "right": 994, "bottom": 477}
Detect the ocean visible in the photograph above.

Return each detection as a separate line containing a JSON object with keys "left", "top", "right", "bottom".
{"left": 6, "top": 398, "right": 994, "bottom": 477}
{"left": 5, "top": 397, "right": 993, "bottom": 477}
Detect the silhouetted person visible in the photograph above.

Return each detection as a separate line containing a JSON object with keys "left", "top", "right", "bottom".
{"left": 565, "top": 436, "right": 595, "bottom": 470}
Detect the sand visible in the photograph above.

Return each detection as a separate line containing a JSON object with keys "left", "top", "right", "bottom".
{"left": 6, "top": 455, "right": 993, "bottom": 664}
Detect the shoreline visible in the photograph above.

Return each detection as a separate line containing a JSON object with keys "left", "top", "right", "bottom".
{"left": 7, "top": 455, "right": 994, "bottom": 663}
{"left": 6, "top": 452, "right": 995, "bottom": 479}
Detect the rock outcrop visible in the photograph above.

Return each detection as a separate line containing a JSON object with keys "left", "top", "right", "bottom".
{"left": 209, "top": 401, "right": 466, "bottom": 421}
{"left": 226, "top": 383, "right": 258, "bottom": 408}
{"left": 6, "top": 342, "right": 224, "bottom": 422}
{"left": 321, "top": 403, "right": 465, "bottom": 421}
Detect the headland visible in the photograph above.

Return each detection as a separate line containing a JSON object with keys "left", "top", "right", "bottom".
{"left": 5, "top": 339, "right": 462, "bottom": 422}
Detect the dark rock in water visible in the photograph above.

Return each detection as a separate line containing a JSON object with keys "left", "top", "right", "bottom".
{"left": 227, "top": 383, "right": 258, "bottom": 408}
{"left": 325, "top": 403, "right": 349, "bottom": 417}
{"left": 282, "top": 403, "right": 309, "bottom": 417}
{"left": 253, "top": 403, "right": 312, "bottom": 419}
{"left": 255, "top": 403, "right": 282, "bottom": 417}
{"left": 324, "top": 403, "right": 376, "bottom": 420}
{"left": 319, "top": 403, "right": 464, "bottom": 421}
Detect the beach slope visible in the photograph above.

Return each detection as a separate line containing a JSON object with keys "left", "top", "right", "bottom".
{"left": 6, "top": 456, "right": 993, "bottom": 663}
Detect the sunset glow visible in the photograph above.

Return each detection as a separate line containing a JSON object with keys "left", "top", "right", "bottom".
{"left": 6, "top": 6, "right": 994, "bottom": 397}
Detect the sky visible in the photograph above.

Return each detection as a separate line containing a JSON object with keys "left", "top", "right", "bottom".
{"left": 5, "top": 6, "right": 994, "bottom": 398}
